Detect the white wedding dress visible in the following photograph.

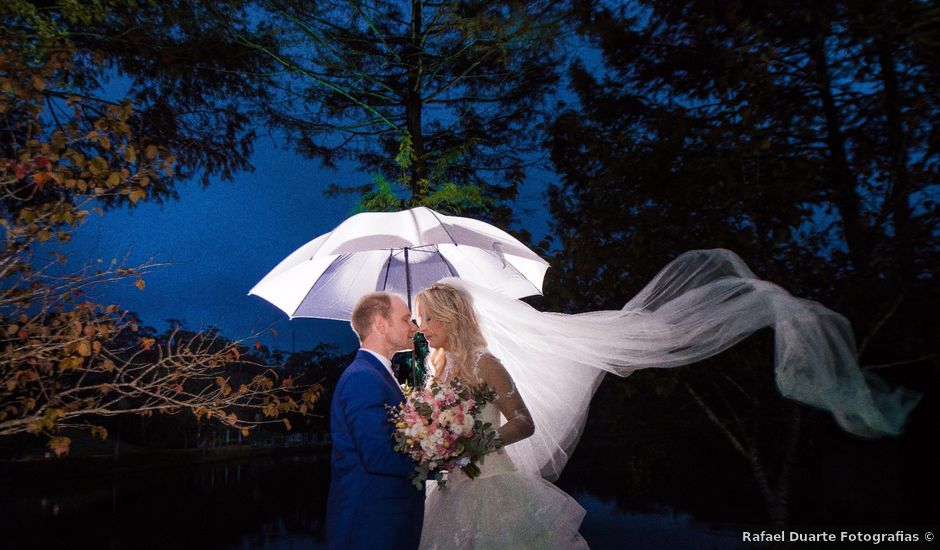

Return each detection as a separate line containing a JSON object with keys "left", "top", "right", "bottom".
{"left": 417, "top": 249, "right": 919, "bottom": 549}
{"left": 420, "top": 383, "right": 589, "bottom": 549}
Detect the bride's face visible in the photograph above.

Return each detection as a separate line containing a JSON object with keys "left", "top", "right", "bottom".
{"left": 418, "top": 314, "right": 450, "bottom": 350}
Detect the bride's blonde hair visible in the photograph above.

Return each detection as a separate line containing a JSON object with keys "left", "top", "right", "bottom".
{"left": 415, "top": 282, "right": 487, "bottom": 384}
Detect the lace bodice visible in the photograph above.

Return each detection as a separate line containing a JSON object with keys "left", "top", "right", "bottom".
{"left": 436, "top": 349, "right": 535, "bottom": 449}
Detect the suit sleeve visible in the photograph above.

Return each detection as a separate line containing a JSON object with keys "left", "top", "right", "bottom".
{"left": 338, "top": 370, "right": 416, "bottom": 478}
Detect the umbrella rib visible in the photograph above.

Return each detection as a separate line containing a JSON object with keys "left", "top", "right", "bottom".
{"left": 427, "top": 209, "right": 460, "bottom": 247}
{"left": 435, "top": 249, "right": 459, "bottom": 278}
{"left": 381, "top": 249, "right": 393, "bottom": 291}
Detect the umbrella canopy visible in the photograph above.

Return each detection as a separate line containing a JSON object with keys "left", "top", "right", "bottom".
{"left": 249, "top": 207, "right": 549, "bottom": 320}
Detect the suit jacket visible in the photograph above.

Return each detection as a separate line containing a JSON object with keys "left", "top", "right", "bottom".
{"left": 326, "top": 350, "right": 424, "bottom": 550}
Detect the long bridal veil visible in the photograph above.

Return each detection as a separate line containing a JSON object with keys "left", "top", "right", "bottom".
{"left": 443, "top": 249, "right": 920, "bottom": 482}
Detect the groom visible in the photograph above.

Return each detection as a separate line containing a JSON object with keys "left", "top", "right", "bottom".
{"left": 326, "top": 292, "right": 423, "bottom": 550}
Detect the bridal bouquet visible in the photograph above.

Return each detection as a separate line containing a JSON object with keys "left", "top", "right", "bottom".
{"left": 387, "top": 379, "right": 501, "bottom": 490}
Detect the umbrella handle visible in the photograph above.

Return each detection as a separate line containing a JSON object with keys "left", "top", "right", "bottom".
{"left": 406, "top": 246, "right": 418, "bottom": 388}
{"left": 404, "top": 247, "right": 412, "bottom": 311}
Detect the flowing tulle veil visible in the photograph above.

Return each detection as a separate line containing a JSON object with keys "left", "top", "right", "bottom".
{"left": 441, "top": 249, "right": 920, "bottom": 482}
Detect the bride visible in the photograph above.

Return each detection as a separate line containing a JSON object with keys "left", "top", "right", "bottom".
{"left": 412, "top": 249, "right": 919, "bottom": 549}
{"left": 415, "top": 282, "right": 589, "bottom": 549}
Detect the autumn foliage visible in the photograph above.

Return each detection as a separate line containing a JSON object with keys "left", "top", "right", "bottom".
{"left": 0, "top": 21, "right": 318, "bottom": 456}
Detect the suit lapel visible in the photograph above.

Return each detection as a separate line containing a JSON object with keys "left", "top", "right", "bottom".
{"left": 356, "top": 350, "right": 405, "bottom": 400}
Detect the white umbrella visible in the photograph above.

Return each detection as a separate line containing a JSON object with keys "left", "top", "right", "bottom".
{"left": 248, "top": 206, "right": 549, "bottom": 321}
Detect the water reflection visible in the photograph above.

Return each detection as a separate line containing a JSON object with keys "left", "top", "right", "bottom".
{"left": 1, "top": 452, "right": 329, "bottom": 549}
{"left": 0, "top": 452, "right": 743, "bottom": 549}
{"left": 576, "top": 492, "right": 741, "bottom": 549}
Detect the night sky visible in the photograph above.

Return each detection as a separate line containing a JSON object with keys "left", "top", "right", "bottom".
{"left": 42, "top": 136, "right": 554, "bottom": 354}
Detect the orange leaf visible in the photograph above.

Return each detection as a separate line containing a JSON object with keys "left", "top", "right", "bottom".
{"left": 32, "top": 173, "right": 48, "bottom": 190}
{"left": 134, "top": 278, "right": 145, "bottom": 291}
{"left": 129, "top": 188, "right": 147, "bottom": 203}
{"left": 283, "top": 418, "right": 292, "bottom": 431}
{"left": 48, "top": 436, "right": 71, "bottom": 457}
{"left": 253, "top": 341, "right": 262, "bottom": 351}
{"left": 77, "top": 340, "right": 91, "bottom": 357}
{"left": 140, "top": 337, "right": 155, "bottom": 351}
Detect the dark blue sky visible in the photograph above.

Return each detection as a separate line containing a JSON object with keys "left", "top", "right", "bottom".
{"left": 34, "top": 36, "right": 601, "bottom": 355}
{"left": 44, "top": 138, "right": 554, "bottom": 354}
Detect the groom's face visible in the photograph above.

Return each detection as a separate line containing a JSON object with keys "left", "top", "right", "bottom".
{"left": 384, "top": 296, "right": 417, "bottom": 352}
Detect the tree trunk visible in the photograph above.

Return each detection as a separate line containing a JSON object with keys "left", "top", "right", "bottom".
{"left": 876, "top": 36, "right": 914, "bottom": 280}
{"left": 406, "top": 0, "right": 428, "bottom": 194}
{"left": 746, "top": 407, "right": 802, "bottom": 527}
{"left": 809, "top": 37, "right": 868, "bottom": 271}
{"left": 687, "top": 382, "right": 803, "bottom": 527}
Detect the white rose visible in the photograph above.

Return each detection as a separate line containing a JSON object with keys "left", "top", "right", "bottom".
{"left": 420, "top": 437, "right": 438, "bottom": 455}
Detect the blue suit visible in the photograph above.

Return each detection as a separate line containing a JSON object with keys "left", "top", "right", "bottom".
{"left": 327, "top": 350, "right": 424, "bottom": 550}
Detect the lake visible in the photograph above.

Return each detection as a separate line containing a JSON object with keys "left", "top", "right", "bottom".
{"left": 0, "top": 450, "right": 746, "bottom": 549}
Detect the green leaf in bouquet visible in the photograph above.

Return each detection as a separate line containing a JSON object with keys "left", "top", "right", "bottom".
{"left": 415, "top": 401, "right": 433, "bottom": 420}
{"left": 461, "top": 461, "right": 482, "bottom": 479}
{"left": 469, "top": 383, "right": 497, "bottom": 405}
{"left": 411, "top": 464, "right": 431, "bottom": 490}
{"left": 433, "top": 470, "right": 449, "bottom": 489}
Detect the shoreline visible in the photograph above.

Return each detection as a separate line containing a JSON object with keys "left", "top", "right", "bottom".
{"left": 0, "top": 443, "right": 331, "bottom": 486}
